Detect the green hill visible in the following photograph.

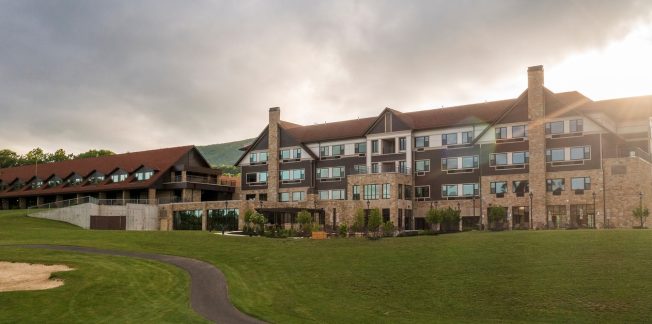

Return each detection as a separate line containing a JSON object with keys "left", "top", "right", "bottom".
{"left": 197, "top": 138, "right": 254, "bottom": 168}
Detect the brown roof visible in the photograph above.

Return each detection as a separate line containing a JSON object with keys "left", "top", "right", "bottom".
{"left": 282, "top": 117, "right": 377, "bottom": 143}
{"left": 0, "top": 145, "right": 196, "bottom": 197}
{"left": 578, "top": 95, "right": 652, "bottom": 121}
{"left": 400, "top": 98, "right": 518, "bottom": 130}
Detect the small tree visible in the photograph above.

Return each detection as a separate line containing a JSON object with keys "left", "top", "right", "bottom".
{"left": 633, "top": 206, "right": 650, "bottom": 228}
{"left": 250, "top": 212, "right": 267, "bottom": 236}
{"left": 338, "top": 223, "right": 348, "bottom": 237}
{"left": 352, "top": 208, "right": 366, "bottom": 233}
{"left": 243, "top": 209, "right": 254, "bottom": 236}
{"left": 297, "top": 209, "right": 313, "bottom": 236}
{"left": 441, "top": 207, "right": 461, "bottom": 232}
{"left": 425, "top": 208, "right": 443, "bottom": 232}
{"left": 367, "top": 208, "right": 382, "bottom": 238}
{"left": 488, "top": 206, "right": 507, "bottom": 231}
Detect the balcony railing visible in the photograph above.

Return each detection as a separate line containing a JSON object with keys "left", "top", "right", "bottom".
{"left": 618, "top": 146, "right": 652, "bottom": 163}
{"left": 28, "top": 196, "right": 158, "bottom": 209}
{"left": 350, "top": 165, "right": 411, "bottom": 175}
{"left": 167, "top": 175, "right": 237, "bottom": 186}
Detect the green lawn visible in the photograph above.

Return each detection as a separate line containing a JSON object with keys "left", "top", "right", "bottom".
{"left": 1, "top": 209, "right": 652, "bottom": 323}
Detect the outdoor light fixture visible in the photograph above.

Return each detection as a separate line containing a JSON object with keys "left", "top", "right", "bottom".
{"left": 592, "top": 191, "right": 596, "bottom": 229}
{"left": 430, "top": 200, "right": 433, "bottom": 209}
{"left": 457, "top": 202, "right": 461, "bottom": 211}
{"left": 259, "top": 199, "right": 263, "bottom": 210}
{"left": 366, "top": 200, "right": 370, "bottom": 210}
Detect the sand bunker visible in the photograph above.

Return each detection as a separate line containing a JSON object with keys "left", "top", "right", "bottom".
{"left": 0, "top": 261, "right": 74, "bottom": 292}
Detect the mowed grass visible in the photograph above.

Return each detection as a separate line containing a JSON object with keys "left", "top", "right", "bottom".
{"left": 1, "top": 209, "right": 652, "bottom": 323}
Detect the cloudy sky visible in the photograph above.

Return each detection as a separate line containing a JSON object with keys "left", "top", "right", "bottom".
{"left": 1, "top": 0, "right": 652, "bottom": 154}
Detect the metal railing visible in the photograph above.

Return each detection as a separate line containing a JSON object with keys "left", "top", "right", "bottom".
{"left": 350, "top": 165, "right": 412, "bottom": 175}
{"left": 28, "top": 196, "right": 158, "bottom": 209}
{"left": 619, "top": 146, "right": 652, "bottom": 163}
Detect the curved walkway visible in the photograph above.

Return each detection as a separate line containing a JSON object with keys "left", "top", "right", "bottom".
{"left": 20, "top": 245, "right": 265, "bottom": 324}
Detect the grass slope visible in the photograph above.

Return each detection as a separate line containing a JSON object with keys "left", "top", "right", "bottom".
{"left": 2, "top": 209, "right": 652, "bottom": 323}
{"left": 197, "top": 138, "right": 254, "bottom": 167}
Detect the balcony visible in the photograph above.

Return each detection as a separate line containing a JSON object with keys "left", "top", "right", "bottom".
{"left": 350, "top": 164, "right": 411, "bottom": 175}
{"left": 618, "top": 146, "right": 652, "bottom": 163}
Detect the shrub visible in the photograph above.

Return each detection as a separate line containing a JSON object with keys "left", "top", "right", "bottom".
{"left": 338, "top": 223, "right": 348, "bottom": 237}
{"left": 382, "top": 221, "right": 396, "bottom": 237}
{"left": 249, "top": 212, "right": 267, "bottom": 235}
{"left": 425, "top": 208, "right": 443, "bottom": 232}
{"left": 367, "top": 208, "right": 382, "bottom": 239}
{"left": 441, "top": 207, "right": 461, "bottom": 232}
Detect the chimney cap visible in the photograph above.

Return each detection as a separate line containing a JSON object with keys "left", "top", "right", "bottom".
{"left": 528, "top": 65, "right": 543, "bottom": 72}
{"left": 269, "top": 107, "right": 280, "bottom": 112}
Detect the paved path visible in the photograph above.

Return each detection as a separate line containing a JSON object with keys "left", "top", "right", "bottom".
{"left": 20, "top": 245, "right": 265, "bottom": 324}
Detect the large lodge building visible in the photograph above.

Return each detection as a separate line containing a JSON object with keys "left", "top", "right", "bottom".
{"left": 2, "top": 66, "right": 652, "bottom": 230}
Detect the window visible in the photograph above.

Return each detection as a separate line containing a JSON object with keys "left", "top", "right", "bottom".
{"left": 31, "top": 179, "right": 43, "bottom": 189}
{"left": 279, "top": 192, "right": 290, "bottom": 202}
{"left": 319, "top": 190, "right": 330, "bottom": 200}
{"left": 47, "top": 177, "right": 63, "bottom": 187}
{"left": 364, "top": 184, "right": 381, "bottom": 200}
{"left": 292, "top": 191, "right": 305, "bottom": 201}
{"left": 245, "top": 194, "right": 256, "bottom": 201}
{"left": 382, "top": 183, "right": 391, "bottom": 199}
{"left": 415, "top": 186, "right": 430, "bottom": 199}
{"left": 280, "top": 149, "right": 300, "bottom": 160}
{"left": 399, "top": 137, "right": 407, "bottom": 151}
{"left": 259, "top": 152, "right": 268, "bottom": 162}
{"left": 442, "top": 133, "right": 457, "bottom": 145}
{"left": 545, "top": 121, "right": 564, "bottom": 134}
{"left": 512, "top": 125, "right": 528, "bottom": 138}
{"left": 546, "top": 148, "right": 565, "bottom": 162}
{"left": 355, "top": 143, "right": 366, "bottom": 154}
{"left": 570, "top": 146, "right": 590, "bottom": 160}
{"left": 332, "top": 189, "right": 345, "bottom": 200}
{"left": 490, "top": 153, "right": 508, "bottom": 166}
{"left": 371, "top": 163, "right": 379, "bottom": 173}
{"left": 67, "top": 174, "right": 84, "bottom": 185}
{"left": 415, "top": 136, "right": 429, "bottom": 148}
{"left": 495, "top": 127, "right": 507, "bottom": 139}
{"left": 320, "top": 146, "right": 330, "bottom": 157}
{"left": 512, "top": 151, "right": 529, "bottom": 164}
{"left": 546, "top": 178, "right": 565, "bottom": 193}
{"left": 490, "top": 181, "right": 508, "bottom": 194}
{"left": 280, "top": 169, "right": 304, "bottom": 181}
{"left": 441, "top": 157, "right": 458, "bottom": 170}
{"left": 371, "top": 140, "right": 379, "bottom": 153}
{"left": 317, "top": 167, "right": 344, "bottom": 179}
{"left": 398, "top": 184, "right": 403, "bottom": 199}
{"left": 398, "top": 161, "right": 407, "bottom": 173}
{"left": 249, "top": 152, "right": 268, "bottom": 163}
{"left": 332, "top": 145, "right": 344, "bottom": 156}
{"left": 462, "top": 131, "right": 473, "bottom": 144}
{"left": 441, "top": 185, "right": 458, "bottom": 197}
{"left": 571, "top": 177, "right": 591, "bottom": 190}
{"left": 246, "top": 172, "right": 267, "bottom": 184}
{"left": 415, "top": 160, "right": 430, "bottom": 172}
{"left": 352, "top": 185, "right": 361, "bottom": 200}
{"left": 354, "top": 164, "right": 367, "bottom": 174}
{"left": 249, "top": 153, "right": 258, "bottom": 163}
{"left": 462, "top": 156, "right": 479, "bottom": 169}
{"left": 111, "top": 170, "right": 128, "bottom": 183}
{"left": 259, "top": 193, "right": 267, "bottom": 201}
{"left": 404, "top": 185, "right": 413, "bottom": 199}
{"left": 569, "top": 119, "right": 583, "bottom": 132}
{"left": 463, "top": 183, "right": 479, "bottom": 196}
{"left": 512, "top": 180, "right": 529, "bottom": 193}
{"left": 88, "top": 172, "right": 105, "bottom": 184}
{"left": 135, "top": 168, "right": 154, "bottom": 181}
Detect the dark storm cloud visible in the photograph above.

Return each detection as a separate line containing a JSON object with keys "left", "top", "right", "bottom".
{"left": 0, "top": 0, "right": 650, "bottom": 153}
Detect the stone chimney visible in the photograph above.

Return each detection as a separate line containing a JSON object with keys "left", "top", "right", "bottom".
{"left": 526, "top": 65, "right": 546, "bottom": 228}
{"left": 267, "top": 107, "right": 280, "bottom": 202}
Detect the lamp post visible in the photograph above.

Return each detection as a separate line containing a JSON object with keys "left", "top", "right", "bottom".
{"left": 529, "top": 191, "right": 533, "bottom": 230}
{"left": 314, "top": 199, "right": 318, "bottom": 226}
{"left": 457, "top": 202, "right": 461, "bottom": 211}
{"left": 430, "top": 200, "right": 433, "bottom": 210}
{"left": 592, "top": 191, "right": 596, "bottom": 229}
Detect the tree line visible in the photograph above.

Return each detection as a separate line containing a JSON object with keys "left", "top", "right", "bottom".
{"left": 0, "top": 148, "right": 115, "bottom": 168}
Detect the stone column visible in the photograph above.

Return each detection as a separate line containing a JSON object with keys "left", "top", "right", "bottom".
{"left": 148, "top": 188, "right": 157, "bottom": 205}
{"left": 201, "top": 203, "right": 208, "bottom": 231}
{"left": 181, "top": 170, "right": 187, "bottom": 182}
{"left": 527, "top": 65, "right": 547, "bottom": 229}
{"left": 267, "top": 107, "right": 280, "bottom": 202}
{"left": 405, "top": 134, "right": 413, "bottom": 173}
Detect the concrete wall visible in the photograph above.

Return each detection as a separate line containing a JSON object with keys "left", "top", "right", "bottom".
{"left": 29, "top": 203, "right": 159, "bottom": 231}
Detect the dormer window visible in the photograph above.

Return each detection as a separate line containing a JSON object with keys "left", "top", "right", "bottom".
{"left": 110, "top": 169, "right": 128, "bottom": 183}
{"left": 135, "top": 168, "right": 154, "bottom": 181}
{"left": 88, "top": 172, "right": 105, "bottom": 184}
{"left": 11, "top": 180, "right": 24, "bottom": 191}
{"left": 67, "top": 174, "right": 84, "bottom": 186}
{"left": 0, "top": 181, "right": 5, "bottom": 191}
{"left": 47, "top": 177, "right": 63, "bottom": 187}
{"left": 30, "top": 178, "right": 44, "bottom": 189}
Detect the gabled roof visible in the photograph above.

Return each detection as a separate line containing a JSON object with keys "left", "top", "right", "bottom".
{"left": 578, "top": 95, "right": 652, "bottom": 121}
{"left": 0, "top": 145, "right": 201, "bottom": 197}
